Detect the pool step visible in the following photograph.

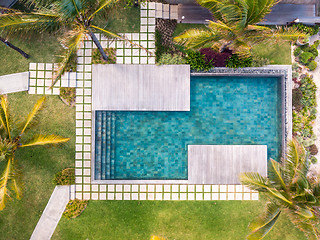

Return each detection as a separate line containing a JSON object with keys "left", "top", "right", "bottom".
{"left": 95, "top": 111, "right": 116, "bottom": 180}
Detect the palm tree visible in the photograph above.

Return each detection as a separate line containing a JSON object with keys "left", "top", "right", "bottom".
{"left": 0, "top": 95, "right": 69, "bottom": 210}
{"left": 0, "top": 0, "right": 145, "bottom": 86}
{"left": 174, "top": 0, "right": 306, "bottom": 55}
{"left": 240, "top": 139, "right": 320, "bottom": 240}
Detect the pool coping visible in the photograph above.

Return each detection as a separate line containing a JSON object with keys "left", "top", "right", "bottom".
{"left": 91, "top": 65, "right": 292, "bottom": 184}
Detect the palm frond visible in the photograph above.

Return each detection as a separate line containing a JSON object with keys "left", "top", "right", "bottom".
{"left": 20, "top": 134, "right": 70, "bottom": 148}
{"left": 240, "top": 172, "right": 269, "bottom": 191}
{"left": 266, "top": 26, "right": 307, "bottom": 42}
{"left": 268, "top": 159, "right": 286, "bottom": 190}
{"left": 0, "top": 11, "right": 62, "bottom": 38}
{"left": 174, "top": 28, "right": 221, "bottom": 50}
{"left": 0, "top": 96, "right": 11, "bottom": 141}
{"left": 247, "top": 201, "right": 281, "bottom": 240}
{"left": 88, "top": 0, "right": 118, "bottom": 21}
{"left": 20, "top": 96, "right": 45, "bottom": 135}
{"left": 0, "top": 158, "right": 21, "bottom": 211}
{"left": 90, "top": 25, "right": 150, "bottom": 54}
{"left": 51, "top": 27, "right": 85, "bottom": 88}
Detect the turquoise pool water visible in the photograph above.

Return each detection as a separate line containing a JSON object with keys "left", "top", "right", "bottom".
{"left": 95, "top": 76, "right": 282, "bottom": 180}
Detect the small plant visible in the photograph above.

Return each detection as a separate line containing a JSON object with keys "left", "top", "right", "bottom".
{"left": 63, "top": 199, "right": 88, "bottom": 219}
{"left": 53, "top": 168, "right": 75, "bottom": 185}
{"left": 314, "top": 40, "right": 320, "bottom": 48}
{"left": 226, "top": 54, "right": 252, "bottom": 68}
{"left": 308, "top": 61, "right": 317, "bottom": 71}
{"left": 299, "top": 51, "right": 315, "bottom": 65}
{"left": 296, "top": 23, "right": 319, "bottom": 36}
{"left": 294, "top": 47, "right": 302, "bottom": 57}
{"left": 59, "top": 87, "right": 76, "bottom": 106}
{"left": 310, "top": 156, "right": 318, "bottom": 164}
{"left": 251, "top": 56, "right": 270, "bottom": 67}
{"left": 185, "top": 50, "right": 213, "bottom": 71}
{"left": 158, "top": 53, "right": 186, "bottom": 65}
{"left": 309, "top": 144, "right": 318, "bottom": 155}
{"left": 92, "top": 48, "right": 116, "bottom": 64}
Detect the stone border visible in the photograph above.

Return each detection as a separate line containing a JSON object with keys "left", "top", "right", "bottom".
{"left": 191, "top": 65, "right": 293, "bottom": 155}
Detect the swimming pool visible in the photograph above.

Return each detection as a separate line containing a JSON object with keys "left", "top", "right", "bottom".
{"left": 94, "top": 76, "right": 282, "bottom": 180}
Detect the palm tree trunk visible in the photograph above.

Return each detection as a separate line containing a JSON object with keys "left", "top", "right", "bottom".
{"left": 88, "top": 31, "right": 108, "bottom": 61}
{"left": 0, "top": 36, "right": 30, "bottom": 59}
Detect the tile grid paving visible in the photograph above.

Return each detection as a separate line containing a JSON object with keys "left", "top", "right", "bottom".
{"left": 28, "top": 2, "right": 258, "bottom": 201}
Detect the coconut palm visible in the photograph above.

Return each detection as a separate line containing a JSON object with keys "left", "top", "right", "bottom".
{"left": 240, "top": 139, "right": 320, "bottom": 240}
{"left": 174, "top": 0, "right": 306, "bottom": 55}
{"left": 0, "top": 96, "right": 69, "bottom": 210}
{"left": 0, "top": 0, "right": 145, "bottom": 87}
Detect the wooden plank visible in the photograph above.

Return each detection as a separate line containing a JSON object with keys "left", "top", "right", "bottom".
{"left": 188, "top": 145, "right": 267, "bottom": 184}
{"left": 92, "top": 64, "right": 190, "bottom": 111}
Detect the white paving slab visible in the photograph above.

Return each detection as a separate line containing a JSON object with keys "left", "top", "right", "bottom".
{"left": 0, "top": 72, "right": 29, "bottom": 94}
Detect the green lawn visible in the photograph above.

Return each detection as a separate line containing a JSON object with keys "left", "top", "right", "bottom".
{"left": 93, "top": 1, "right": 140, "bottom": 33}
{"left": 251, "top": 41, "right": 292, "bottom": 65}
{"left": 173, "top": 23, "right": 208, "bottom": 38}
{"left": 0, "top": 34, "right": 63, "bottom": 76}
{"left": 53, "top": 199, "right": 305, "bottom": 240}
{"left": 0, "top": 92, "right": 75, "bottom": 240}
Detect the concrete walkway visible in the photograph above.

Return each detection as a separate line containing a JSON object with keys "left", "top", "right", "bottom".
{"left": 30, "top": 186, "right": 70, "bottom": 240}
{"left": 0, "top": 72, "right": 29, "bottom": 94}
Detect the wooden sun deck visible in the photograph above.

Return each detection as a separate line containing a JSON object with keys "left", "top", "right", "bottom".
{"left": 92, "top": 64, "right": 190, "bottom": 111}
{"left": 188, "top": 145, "right": 267, "bottom": 184}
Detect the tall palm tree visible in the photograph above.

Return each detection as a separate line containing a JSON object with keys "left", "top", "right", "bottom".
{"left": 0, "top": 96, "right": 69, "bottom": 210}
{"left": 0, "top": 0, "right": 145, "bottom": 86}
{"left": 174, "top": 0, "right": 306, "bottom": 55}
{"left": 240, "top": 139, "right": 320, "bottom": 240}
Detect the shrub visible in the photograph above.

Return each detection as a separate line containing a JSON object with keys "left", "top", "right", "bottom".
{"left": 308, "top": 61, "right": 317, "bottom": 71}
{"left": 63, "top": 199, "right": 88, "bottom": 219}
{"left": 59, "top": 87, "right": 76, "bottom": 106}
{"left": 185, "top": 50, "right": 213, "bottom": 71}
{"left": 292, "top": 62, "right": 300, "bottom": 71}
{"left": 53, "top": 168, "right": 75, "bottom": 185}
{"left": 158, "top": 53, "right": 186, "bottom": 65}
{"left": 299, "top": 51, "right": 315, "bottom": 65}
{"left": 309, "top": 144, "right": 318, "bottom": 155}
{"left": 294, "top": 47, "right": 302, "bottom": 57}
{"left": 296, "top": 24, "right": 319, "bottom": 36}
{"left": 310, "top": 156, "right": 318, "bottom": 164}
{"left": 199, "top": 48, "right": 232, "bottom": 67}
{"left": 292, "top": 88, "right": 303, "bottom": 111}
{"left": 251, "top": 56, "right": 270, "bottom": 67}
{"left": 292, "top": 71, "right": 299, "bottom": 79}
{"left": 301, "top": 45, "right": 319, "bottom": 58}
{"left": 299, "top": 75, "right": 317, "bottom": 109}
{"left": 226, "top": 54, "right": 252, "bottom": 68}
{"left": 92, "top": 48, "right": 116, "bottom": 64}
{"left": 314, "top": 40, "right": 320, "bottom": 48}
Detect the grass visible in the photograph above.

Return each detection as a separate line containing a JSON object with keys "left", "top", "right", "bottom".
{"left": 0, "top": 34, "right": 62, "bottom": 76}
{"left": 93, "top": 0, "right": 140, "bottom": 33}
{"left": 0, "top": 92, "right": 75, "bottom": 240}
{"left": 53, "top": 198, "right": 305, "bottom": 240}
{"left": 251, "top": 41, "right": 292, "bottom": 65}
{"left": 173, "top": 23, "right": 208, "bottom": 38}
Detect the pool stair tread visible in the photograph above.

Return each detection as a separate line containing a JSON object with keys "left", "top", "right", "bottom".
{"left": 95, "top": 111, "right": 116, "bottom": 180}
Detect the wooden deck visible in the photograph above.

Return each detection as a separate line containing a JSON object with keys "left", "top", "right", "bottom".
{"left": 188, "top": 145, "right": 267, "bottom": 184}
{"left": 92, "top": 64, "right": 190, "bottom": 111}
